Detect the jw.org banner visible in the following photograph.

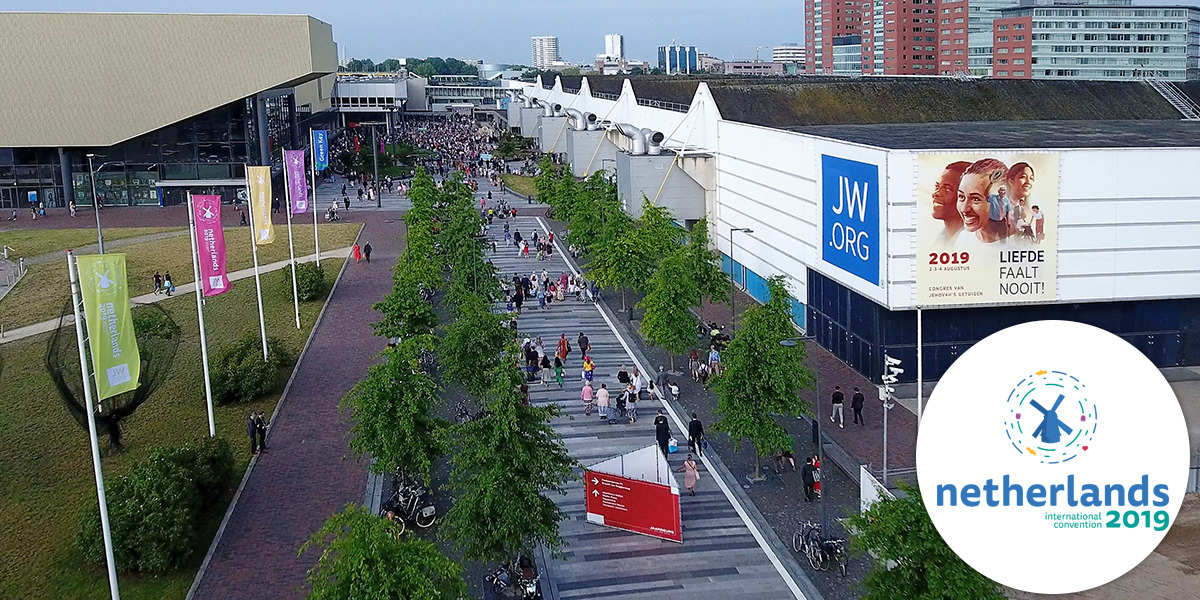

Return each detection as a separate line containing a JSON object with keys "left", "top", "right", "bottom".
{"left": 915, "top": 153, "right": 1058, "bottom": 307}
{"left": 191, "top": 195, "right": 230, "bottom": 297}
{"left": 284, "top": 150, "right": 309, "bottom": 214}
{"left": 821, "top": 155, "right": 880, "bottom": 286}
{"left": 76, "top": 254, "right": 141, "bottom": 400}
{"left": 247, "top": 166, "right": 275, "bottom": 245}
{"left": 312, "top": 130, "right": 329, "bottom": 170}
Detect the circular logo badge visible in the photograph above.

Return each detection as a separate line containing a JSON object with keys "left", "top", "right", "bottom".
{"left": 917, "top": 321, "right": 1189, "bottom": 594}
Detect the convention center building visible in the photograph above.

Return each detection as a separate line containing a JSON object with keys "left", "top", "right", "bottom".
{"left": 0, "top": 12, "right": 338, "bottom": 210}
{"left": 512, "top": 75, "right": 1200, "bottom": 382}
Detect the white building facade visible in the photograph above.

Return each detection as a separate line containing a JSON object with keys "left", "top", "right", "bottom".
{"left": 532, "top": 36, "right": 560, "bottom": 69}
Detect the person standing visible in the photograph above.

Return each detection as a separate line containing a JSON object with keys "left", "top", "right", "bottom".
{"left": 246, "top": 412, "right": 259, "bottom": 454}
{"left": 851, "top": 387, "right": 866, "bottom": 426}
{"left": 830, "top": 385, "right": 845, "bottom": 428}
{"left": 581, "top": 381, "right": 595, "bottom": 416}
{"left": 655, "top": 410, "right": 671, "bottom": 458}
{"left": 69, "top": 199, "right": 77, "bottom": 218}
{"left": 688, "top": 412, "right": 705, "bottom": 457}
{"left": 655, "top": 366, "right": 672, "bottom": 402}
{"left": 255, "top": 411, "right": 269, "bottom": 452}
{"left": 363, "top": 242, "right": 373, "bottom": 263}
{"left": 540, "top": 354, "right": 552, "bottom": 386}
{"left": 801, "top": 456, "right": 817, "bottom": 502}
{"left": 676, "top": 454, "right": 701, "bottom": 496}
{"left": 625, "top": 383, "right": 638, "bottom": 423}
{"left": 352, "top": 243, "right": 362, "bottom": 263}
{"left": 595, "top": 383, "right": 610, "bottom": 420}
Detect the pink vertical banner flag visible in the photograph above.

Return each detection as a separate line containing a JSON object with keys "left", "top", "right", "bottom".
{"left": 284, "top": 149, "right": 309, "bottom": 214}
{"left": 192, "top": 195, "right": 231, "bottom": 297}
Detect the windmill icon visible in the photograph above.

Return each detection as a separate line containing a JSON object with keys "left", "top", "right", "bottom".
{"left": 1030, "top": 394, "right": 1072, "bottom": 444}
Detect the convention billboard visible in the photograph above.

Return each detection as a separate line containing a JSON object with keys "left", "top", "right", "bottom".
{"left": 821, "top": 154, "right": 881, "bottom": 287}
{"left": 915, "top": 153, "right": 1058, "bottom": 307}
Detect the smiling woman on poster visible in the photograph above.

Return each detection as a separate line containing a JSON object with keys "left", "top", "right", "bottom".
{"left": 957, "top": 158, "right": 1012, "bottom": 245}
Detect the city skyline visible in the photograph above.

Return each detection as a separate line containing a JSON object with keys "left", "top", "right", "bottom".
{"left": 4, "top": 0, "right": 802, "bottom": 65}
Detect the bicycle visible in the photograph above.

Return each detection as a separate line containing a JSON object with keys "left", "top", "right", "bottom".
{"left": 792, "top": 521, "right": 848, "bottom": 575}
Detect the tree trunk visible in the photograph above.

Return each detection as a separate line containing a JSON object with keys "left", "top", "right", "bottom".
{"left": 621, "top": 288, "right": 627, "bottom": 311}
{"left": 754, "top": 453, "right": 762, "bottom": 481}
{"left": 670, "top": 354, "right": 675, "bottom": 373}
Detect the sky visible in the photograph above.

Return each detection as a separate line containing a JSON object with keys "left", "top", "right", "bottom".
{"left": 8, "top": 0, "right": 803, "bottom": 65}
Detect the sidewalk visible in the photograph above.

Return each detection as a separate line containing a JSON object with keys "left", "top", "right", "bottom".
{"left": 188, "top": 209, "right": 404, "bottom": 600}
{"left": 0, "top": 247, "right": 352, "bottom": 345}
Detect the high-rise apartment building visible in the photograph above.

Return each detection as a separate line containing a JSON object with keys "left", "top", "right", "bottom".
{"left": 808, "top": 0, "right": 970, "bottom": 74}
{"left": 605, "top": 34, "right": 625, "bottom": 59}
{"left": 773, "top": 43, "right": 807, "bottom": 64}
{"left": 658, "top": 43, "right": 699, "bottom": 73}
{"left": 967, "top": 0, "right": 1021, "bottom": 76}
{"left": 531, "top": 36, "right": 559, "bottom": 69}
{"left": 992, "top": 0, "right": 1200, "bottom": 81}
{"left": 805, "top": 0, "right": 863, "bottom": 73}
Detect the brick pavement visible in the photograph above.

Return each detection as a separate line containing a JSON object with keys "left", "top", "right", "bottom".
{"left": 188, "top": 207, "right": 404, "bottom": 600}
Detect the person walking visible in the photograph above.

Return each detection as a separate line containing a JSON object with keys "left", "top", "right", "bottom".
{"left": 352, "top": 243, "right": 362, "bottom": 263}
{"left": 246, "top": 412, "right": 259, "bottom": 454}
{"left": 540, "top": 354, "right": 552, "bottom": 385}
{"left": 676, "top": 454, "right": 701, "bottom": 496}
{"left": 69, "top": 199, "right": 77, "bottom": 218}
{"left": 163, "top": 271, "right": 174, "bottom": 296}
{"left": 655, "top": 366, "right": 672, "bottom": 402}
{"left": 582, "top": 356, "right": 595, "bottom": 383}
{"left": 812, "top": 455, "right": 823, "bottom": 499}
{"left": 595, "top": 383, "right": 610, "bottom": 420}
{"left": 655, "top": 409, "right": 671, "bottom": 458}
{"left": 688, "top": 412, "right": 705, "bottom": 457}
{"left": 556, "top": 334, "right": 571, "bottom": 364}
{"left": 581, "top": 381, "right": 595, "bottom": 416}
{"left": 363, "top": 242, "right": 372, "bottom": 263}
{"left": 801, "top": 456, "right": 817, "bottom": 502}
{"left": 255, "top": 411, "right": 269, "bottom": 452}
{"left": 153, "top": 271, "right": 163, "bottom": 295}
{"left": 553, "top": 355, "right": 564, "bottom": 389}
{"left": 830, "top": 385, "right": 845, "bottom": 428}
{"left": 625, "top": 383, "right": 639, "bottom": 423}
{"left": 851, "top": 386, "right": 866, "bottom": 426}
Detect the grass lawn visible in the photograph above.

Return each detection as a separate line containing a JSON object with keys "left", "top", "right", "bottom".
{"left": 0, "top": 227, "right": 180, "bottom": 260}
{"left": 502, "top": 174, "right": 538, "bottom": 199}
{"left": 0, "top": 257, "right": 347, "bottom": 600}
{"left": 0, "top": 223, "right": 361, "bottom": 330}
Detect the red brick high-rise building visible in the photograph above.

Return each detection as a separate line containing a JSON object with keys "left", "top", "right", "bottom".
{"left": 807, "top": 0, "right": 970, "bottom": 75}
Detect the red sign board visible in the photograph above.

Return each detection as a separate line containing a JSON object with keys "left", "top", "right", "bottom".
{"left": 584, "top": 469, "right": 682, "bottom": 543}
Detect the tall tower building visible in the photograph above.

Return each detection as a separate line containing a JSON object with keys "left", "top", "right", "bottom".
{"left": 531, "top": 36, "right": 559, "bottom": 69}
{"left": 605, "top": 34, "right": 625, "bottom": 59}
{"left": 807, "top": 0, "right": 974, "bottom": 75}
{"left": 805, "top": 0, "right": 862, "bottom": 74}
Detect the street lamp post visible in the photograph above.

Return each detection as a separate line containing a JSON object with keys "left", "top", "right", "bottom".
{"left": 372, "top": 126, "right": 381, "bottom": 208}
{"left": 86, "top": 153, "right": 105, "bottom": 254}
{"left": 729, "top": 228, "right": 753, "bottom": 334}
{"left": 782, "top": 335, "right": 827, "bottom": 534}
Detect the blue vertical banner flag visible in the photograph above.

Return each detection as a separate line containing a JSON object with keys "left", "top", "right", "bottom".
{"left": 312, "top": 130, "right": 329, "bottom": 170}
{"left": 821, "top": 154, "right": 880, "bottom": 286}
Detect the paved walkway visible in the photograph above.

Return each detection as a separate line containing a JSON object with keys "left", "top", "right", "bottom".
{"left": 0, "top": 247, "right": 352, "bottom": 345}
{"left": 188, "top": 206, "right": 404, "bottom": 600}
{"left": 484, "top": 213, "right": 813, "bottom": 600}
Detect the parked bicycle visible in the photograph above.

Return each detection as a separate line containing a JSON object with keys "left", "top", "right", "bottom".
{"left": 454, "top": 402, "right": 491, "bottom": 424}
{"left": 792, "top": 521, "right": 848, "bottom": 576}
{"left": 380, "top": 473, "right": 437, "bottom": 529}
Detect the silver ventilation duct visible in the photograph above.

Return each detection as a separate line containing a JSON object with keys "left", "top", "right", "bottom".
{"left": 542, "top": 102, "right": 554, "bottom": 117}
{"left": 641, "top": 128, "right": 665, "bottom": 155}
{"left": 584, "top": 112, "right": 599, "bottom": 130}
{"left": 553, "top": 103, "right": 565, "bottom": 117}
{"left": 615, "top": 122, "right": 646, "bottom": 155}
{"left": 565, "top": 108, "right": 587, "bottom": 131}
{"left": 522, "top": 94, "right": 534, "bottom": 109}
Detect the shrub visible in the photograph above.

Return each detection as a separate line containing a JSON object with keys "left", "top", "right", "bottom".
{"left": 132, "top": 308, "right": 180, "bottom": 339}
{"left": 211, "top": 336, "right": 291, "bottom": 405}
{"left": 157, "top": 437, "right": 235, "bottom": 508}
{"left": 76, "top": 454, "right": 200, "bottom": 573}
{"left": 283, "top": 261, "right": 328, "bottom": 302}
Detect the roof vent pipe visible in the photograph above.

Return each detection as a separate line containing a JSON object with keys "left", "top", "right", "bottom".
{"left": 553, "top": 103, "right": 565, "bottom": 116}
{"left": 615, "top": 123, "right": 646, "bottom": 155}
{"left": 543, "top": 102, "right": 555, "bottom": 117}
{"left": 565, "top": 108, "right": 587, "bottom": 131}
{"left": 584, "top": 113, "right": 598, "bottom": 130}
{"left": 523, "top": 94, "right": 534, "bottom": 109}
{"left": 641, "top": 128, "right": 665, "bottom": 155}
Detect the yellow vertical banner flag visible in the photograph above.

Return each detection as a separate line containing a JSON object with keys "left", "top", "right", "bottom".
{"left": 76, "top": 254, "right": 141, "bottom": 400}
{"left": 247, "top": 166, "right": 275, "bottom": 245}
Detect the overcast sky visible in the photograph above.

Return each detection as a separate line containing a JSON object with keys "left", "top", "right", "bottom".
{"left": 7, "top": 0, "right": 803, "bottom": 65}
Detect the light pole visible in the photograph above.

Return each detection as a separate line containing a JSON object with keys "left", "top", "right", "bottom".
{"left": 782, "top": 334, "right": 826, "bottom": 533}
{"left": 729, "top": 228, "right": 753, "bottom": 334}
{"left": 372, "top": 125, "right": 381, "bottom": 207}
{"left": 86, "top": 153, "right": 105, "bottom": 254}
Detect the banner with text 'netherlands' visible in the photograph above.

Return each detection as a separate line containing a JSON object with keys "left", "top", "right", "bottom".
{"left": 77, "top": 254, "right": 141, "bottom": 400}
{"left": 192, "top": 194, "right": 230, "bottom": 297}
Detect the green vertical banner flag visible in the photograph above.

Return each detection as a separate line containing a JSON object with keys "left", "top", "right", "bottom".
{"left": 76, "top": 254, "right": 141, "bottom": 400}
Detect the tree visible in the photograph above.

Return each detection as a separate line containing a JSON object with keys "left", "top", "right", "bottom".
{"left": 635, "top": 198, "right": 684, "bottom": 265}
{"left": 638, "top": 250, "right": 699, "bottom": 371}
{"left": 684, "top": 217, "right": 731, "bottom": 303}
{"left": 341, "top": 337, "right": 442, "bottom": 485}
{"left": 533, "top": 156, "right": 559, "bottom": 205}
{"left": 587, "top": 222, "right": 647, "bottom": 310}
{"left": 442, "top": 361, "right": 577, "bottom": 563}
{"left": 630, "top": 66, "right": 646, "bottom": 76}
{"left": 712, "top": 276, "right": 814, "bottom": 479}
{"left": 847, "top": 485, "right": 1003, "bottom": 600}
{"left": 301, "top": 504, "right": 468, "bottom": 600}
{"left": 441, "top": 296, "right": 510, "bottom": 399}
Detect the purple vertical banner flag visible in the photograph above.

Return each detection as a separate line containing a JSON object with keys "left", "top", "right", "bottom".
{"left": 284, "top": 149, "right": 309, "bottom": 214}
{"left": 192, "top": 195, "right": 230, "bottom": 297}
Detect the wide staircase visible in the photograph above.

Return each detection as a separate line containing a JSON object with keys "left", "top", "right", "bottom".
{"left": 1145, "top": 78, "right": 1200, "bottom": 120}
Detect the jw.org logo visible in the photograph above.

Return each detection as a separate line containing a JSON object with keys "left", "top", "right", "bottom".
{"left": 1003, "top": 370, "right": 1098, "bottom": 464}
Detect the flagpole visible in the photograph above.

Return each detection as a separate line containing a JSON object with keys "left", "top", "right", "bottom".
{"left": 185, "top": 193, "right": 217, "bottom": 437}
{"left": 67, "top": 250, "right": 121, "bottom": 600}
{"left": 283, "top": 149, "right": 301, "bottom": 330}
{"left": 244, "top": 174, "right": 269, "bottom": 361}
{"left": 310, "top": 127, "right": 321, "bottom": 268}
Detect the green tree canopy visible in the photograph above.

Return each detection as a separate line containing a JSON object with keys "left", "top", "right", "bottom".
{"left": 441, "top": 296, "right": 510, "bottom": 399}
{"left": 712, "top": 276, "right": 814, "bottom": 478}
{"left": 341, "top": 336, "right": 442, "bottom": 484}
{"left": 638, "top": 249, "right": 699, "bottom": 370}
{"left": 847, "top": 485, "right": 1003, "bottom": 600}
{"left": 684, "top": 217, "right": 731, "bottom": 303}
{"left": 301, "top": 504, "right": 468, "bottom": 600}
